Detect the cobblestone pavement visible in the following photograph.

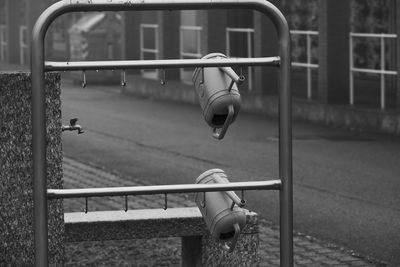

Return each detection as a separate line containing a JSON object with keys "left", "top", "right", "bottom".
{"left": 63, "top": 157, "right": 386, "bottom": 266}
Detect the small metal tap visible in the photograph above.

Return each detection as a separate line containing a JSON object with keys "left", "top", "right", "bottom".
{"left": 62, "top": 118, "right": 84, "bottom": 134}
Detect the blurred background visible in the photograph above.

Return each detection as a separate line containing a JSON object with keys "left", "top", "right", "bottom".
{"left": 1, "top": 1, "right": 400, "bottom": 266}
{"left": 1, "top": 0, "right": 400, "bottom": 112}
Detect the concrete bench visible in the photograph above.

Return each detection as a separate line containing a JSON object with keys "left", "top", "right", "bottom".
{"left": 65, "top": 207, "right": 259, "bottom": 266}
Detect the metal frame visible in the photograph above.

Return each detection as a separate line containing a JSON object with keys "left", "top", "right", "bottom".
{"left": 290, "top": 30, "right": 319, "bottom": 100}
{"left": 349, "top": 32, "right": 397, "bottom": 110}
{"left": 226, "top": 27, "right": 255, "bottom": 90}
{"left": 31, "top": 0, "right": 292, "bottom": 266}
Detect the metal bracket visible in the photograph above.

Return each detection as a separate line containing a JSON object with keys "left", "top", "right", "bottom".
{"left": 121, "top": 69, "right": 127, "bottom": 86}
{"left": 160, "top": 69, "right": 166, "bottom": 85}
{"left": 82, "top": 70, "right": 87, "bottom": 88}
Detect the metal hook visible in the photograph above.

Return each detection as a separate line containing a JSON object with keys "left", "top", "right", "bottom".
{"left": 163, "top": 194, "right": 168, "bottom": 210}
{"left": 124, "top": 195, "right": 128, "bottom": 212}
{"left": 239, "top": 67, "right": 246, "bottom": 81}
{"left": 121, "top": 70, "right": 126, "bottom": 87}
{"left": 200, "top": 67, "right": 205, "bottom": 84}
{"left": 160, "top": 69, "right": 166, "bottom": 85}
{"left": 201, "top": 192, "right": 206, "bottom": 208}
{"left": 82, "top": 70, "right": 87, "bottom": 88}
{"left": 240, "top": 190, "right": 246, "bottom": 206}
{"left": 84, "top": 197, "right": 88, "bottom": 213}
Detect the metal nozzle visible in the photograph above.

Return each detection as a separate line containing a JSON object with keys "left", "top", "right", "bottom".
{"left": 62, "top": 118, "right": 84, "bottom": 134}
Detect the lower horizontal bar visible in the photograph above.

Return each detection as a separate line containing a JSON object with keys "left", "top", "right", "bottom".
{"left": 44, "top": 57, "right": 280, "bottom": 72}
{"left": 47, "top": 180, "right": 281, "bottom": 199}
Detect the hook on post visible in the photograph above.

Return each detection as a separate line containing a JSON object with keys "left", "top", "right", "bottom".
{"left": 239, "top": 67, "right": 245, "bottom": 82}
{"left": 241, "top": 190, "right": 246, "bottom": 206}
{"left": 84, "top": 197, "right": 88, "bottom": 214}
{"left": 124, "top": 195, "right": 128, "bottom": 212}
{"left": 201, "top": 192, "right": 206, "bottom": 208}
{"left": 200, "top": 67, "right": 205, "bottom": 84}
{"left": 163, "top": 194, "right": 168, "bottom": 210}
{"left": 121, "top": 69, "right": 126, "bottom": 86}
{"left": 160, "top": 69, "right": 166, "bottom": 85}
{"left": 82, "top": 70, "right": 87, "bottom": 88}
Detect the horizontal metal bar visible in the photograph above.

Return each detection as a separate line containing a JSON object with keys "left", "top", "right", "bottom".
{"left": 45, "top": 57, "right": 280, "bottom": 71}
{"left": 351, "top": 67, "right": 397, "bottom": 75}
{"left": 47, "top": 180, "right": 282, "bottom": 199}
{"left": 292, "top": 62, "right": 319, "bottom": 68}
{"left": 350, "top": 32, "right": 397, "bottom": 38}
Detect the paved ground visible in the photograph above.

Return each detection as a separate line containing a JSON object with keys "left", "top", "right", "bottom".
{"left": 63, "top": 156, "right": 385, "bottom": 266}
{"left": 60, "top": 82, "right": 400, "bottom": 265}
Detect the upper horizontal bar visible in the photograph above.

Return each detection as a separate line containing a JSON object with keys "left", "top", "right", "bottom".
{"left": 47, "top": 180, "right": 282, "bottom": 199}
{"left": 44, "top": 57, "right": 280, "bottom": 72}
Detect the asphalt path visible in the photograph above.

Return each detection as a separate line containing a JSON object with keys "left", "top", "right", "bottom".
{"left": 61, "top": 80, "right": 400, "bottom": 265}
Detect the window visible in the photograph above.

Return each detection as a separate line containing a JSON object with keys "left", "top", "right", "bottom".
{"left": 20, "top": 25, "right": 28, "bottom": 65}
{"left": 140, "top": 24, "right": 159, "bottom": 79}
{"left": 180, "top": 25, "right": 202, "bottom": 83}
{"left": 226, "top": 27, "right": 254, "bottom": 90}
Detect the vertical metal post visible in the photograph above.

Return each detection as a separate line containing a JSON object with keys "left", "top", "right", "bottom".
{"left": 349, "top": 34, "right": 354, "bottom": 106}
{"left": 381, "top": 35, "right": 386, "bottom": 110}
{"left": 307, "top": 33, "right": 312, "bottom": 100}
{"left": 247, "top": 30, "right": 252, "bottom": 90}
{"left": 31, "top": 26, "right": 48, "bottom": 265}
{"left": 276, "top": 19, "right": 293, "bottom": 267}
{"left": 31, "top": 2, "right": 68, "bottom": 265}
{"left": 226, "top": 29, "right": 230, "bottom": 57}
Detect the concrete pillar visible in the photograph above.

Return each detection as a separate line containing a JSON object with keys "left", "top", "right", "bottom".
{"left": 158, "top": 11, "right": 180, "bottom": 80}
{"left": 318, "top": 0, "right": 350, "bottom": 104}
{"left": 0, "top": 72, "right": 64, "bottom": 266}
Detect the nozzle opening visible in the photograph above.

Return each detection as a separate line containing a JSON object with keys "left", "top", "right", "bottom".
{"left": 219, "top": 230, "right": 235, "bottom": 240}
{"left": 212, "top": 113, "right": 228, "bottom": 126}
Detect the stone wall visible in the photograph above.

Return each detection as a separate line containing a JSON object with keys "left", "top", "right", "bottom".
{"left": 0, "top": 72, "right": 64, "bottom": 265}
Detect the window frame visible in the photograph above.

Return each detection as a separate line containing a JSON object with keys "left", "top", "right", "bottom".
{"left": 140, "top": 23, "right": 159, "bottom": 79}
{"left": 179, "top": 25, "right": 202, "bottom": 83}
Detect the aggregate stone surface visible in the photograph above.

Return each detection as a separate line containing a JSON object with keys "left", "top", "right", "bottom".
{"left": 63, "top": 157, "right": 385, "bottom": 266}
{"left": 0, "top": 72, "right": 64, "bottom": 266}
